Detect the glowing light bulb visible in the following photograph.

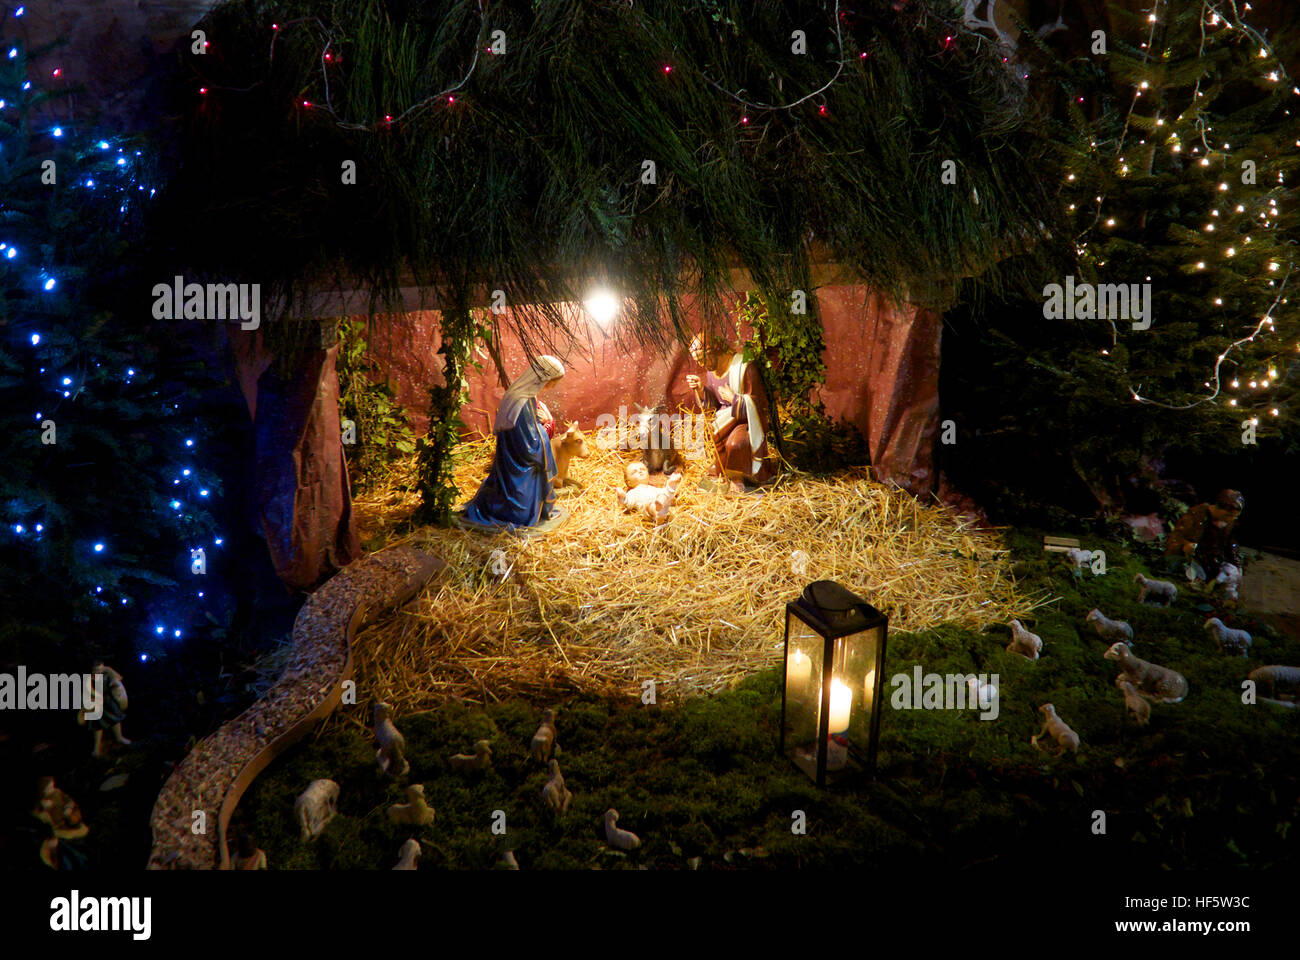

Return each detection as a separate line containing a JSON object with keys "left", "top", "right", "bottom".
{"left": 584, "top": 289, "right": 621, "bottom": 329}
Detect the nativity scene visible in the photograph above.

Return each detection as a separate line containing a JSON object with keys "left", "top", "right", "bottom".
{"left": 4, "top": 0, "right": 1298, "bottom": 929}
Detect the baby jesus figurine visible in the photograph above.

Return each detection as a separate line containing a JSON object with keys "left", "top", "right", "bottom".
{"left": 617, "top": 462, "right": 683, "bottom": 524}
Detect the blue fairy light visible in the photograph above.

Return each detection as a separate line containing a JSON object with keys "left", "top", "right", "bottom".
{"left": 139, "top": 653, "right": 148, "bottom": 662}
{"left": 95, "top": 586, "right": 102, "bottom": 593}
{"left": 13, "top": 524, "right": 24, "bottom": 534}
{"left": 172, "top": 478, "right": 180, "bottom": 484}
{"left": 7, "top": 47, "right": 16, "bottom": 59}
{"left": 199, "top": 489, "right": 209, "bottom": 497}
{"left": 116, "top": 157, "right": 126, "bottom": 166}
{"left": 62, "top": 391, "right": 69, "bottom": 397}
{"left": 30, "top": 333, "right": 39, "bottom": 345}
{"left": 120, "top": 598, "right": 127, "bottom": 605}
{"left": 98, "top": 141, "right": 109, "bottom": 150}
{"left": 6, "top": 247, "right": 16, "bottom": 259}
{"left": 34, "top": 412, "right": 41, "bottom": 419}
{"left": 214, "top": 538, "right": 224, "bottom": 546}
{"left": 51, "top": 126, "right": 63, "bottom": 137}
{"left": 61, "top": 376, "right": 71, "bottom": 385}
{"left": 0, "top": 100, "right": 6, "bottom": 108}
{"left": 173, "top": 629, "right": 181, "bottom": 638}
{"left": 93, "top": 543, "right": 105, "bottom": 552}
{"left": 84, "top": 178, "right": 94, "bottom": 188}
{"left": 127, "top": 368, "right": 135, "bottom": 376}
{"left": 35, "top": 524, "right": 43, "bottom": 532}
{"left": 182, "top": 469, "right": 191, "bottom": 476}
{"left": 44, "top": 278, "right": 56, "bottom": 290}
{"left": 198, "top": 591, "right": 205, "bottom": 598}
{"left": 185, "top": 439, "right": 194, "bottom": 447}
{"left": 15, "top": 7, "right": 25, "bottom": 17}
{"left": 170, "top": 500, "right": 181, "bottom": 509}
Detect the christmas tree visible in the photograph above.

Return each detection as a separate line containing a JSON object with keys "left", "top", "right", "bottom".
{"left": 0, "top": 9, "right": 219, "bottom": 669}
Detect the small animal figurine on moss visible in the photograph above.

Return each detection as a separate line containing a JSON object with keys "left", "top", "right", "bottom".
{"left": 530, "top": 708, "right": 557, "bottom": 762}
{"left": 541, "top": 759, "right": 572, "bottom": 816}
{"left": 1085, "top": 608, "right": 1133, "bottom": 644}
{"left": 449, "top": 739, "right": 493, "bottom": 772}
{"left": 1030, "top": 703, "right": 1079, "bottom": 755}
{"left": 1115, "top": 676, "right": 1151, "bottom": 726}
{"left": 1005, "top": 620, "right": 1042, "bottom": 661}
{"left": 388, "top": 784, "right": 436, "bottom": 826}
{"left": 1214, "top": 562, "right": 1242, "bottom": 602}
{"left": 551, "top": 421, "right": 591, "bottom": 489}
{"left": 603, "top": 808, "right": 641, "bottom": 850}
{"left": 373, "top": 702, "right": 409, "bottom": 778}
{"left": 1204, "top": 617, "right": 1251, "bottom": 657}
{"left": 294, "top": 779, "right": 340, "bottom": 840}
{"left": 393, "top": 838, "right": 421, "bottom": 870}
{"left": 1247, "top": 665, "right": 1300, "bottom": 706}
{"left": 233, "top": 831, "right": 268, "bottom": 870}
{"left": 1134, "top": 572, "right": 1178, "bottom": 606}
{"left": 32, "top": 777, "right": 90, "bottom": 870}
{"left": 1065, "top": 547, "right": 1092, "bottom": 572}
{"left": 1104, "top": 642, "right": 1188, "bottom": 703}
{"left": 78, "top": 661, "right": 130, "bottom": 758}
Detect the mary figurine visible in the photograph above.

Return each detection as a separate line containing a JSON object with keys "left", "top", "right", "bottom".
{"left": 461, "top": 355, "right": 566, "bottom": 530}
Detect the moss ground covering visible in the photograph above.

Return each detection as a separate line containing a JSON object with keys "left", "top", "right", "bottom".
{"left": 234, "top": 528, "right": 1300, "bottom": 871}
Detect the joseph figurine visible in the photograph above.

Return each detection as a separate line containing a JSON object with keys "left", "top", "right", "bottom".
{"left": 686, "top": 334, "right": 776, "bottom": 493}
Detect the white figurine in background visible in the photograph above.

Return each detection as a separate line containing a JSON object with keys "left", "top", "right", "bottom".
{"left": 373, "top": 702, "right": 409, "bottom": 778}
{"left": 1115, "top": 676, "right": 1151, "bottom": 726}
{"left": 1204, "top": 617, "right": 1251, "bottom": 657}
{"left": 79, "top": 662, "right": 130, "bottom": 757}
{"left": 1006, "top": 620, "right": 1042, "bottom": 661}
{"left": 1214, "top": 563, "right": 1242, "bottom": 602}
{"left": 1085, "top": 608, "right": 1133, "bottom": 644}
{"left": 1134, "top": 572, "right": 1178, "bottom": 606}
{"left": 294, "top": 779, "right": 340, "bottom": 840}
{"left": 449, "top": 739, "right": 493, "bottom": 772}
{"left": 1030, "top": 703, "right": 1079, "bottom": 755}
{"left": 530, "top": 709, "right": 556, "bottom": 763}
{"left": 1104, "top": 642, "right": 1188, "bottom": 703}
{"left": 1065, "top": 547, "right": 1092, "bottom": 571}
{"left": 541, "top": 759, "right": 572, "bottom": 816}
{"left": 388, "top": 784, "right": 436, "bottom": 826}
{"left": 393, "top": 839, "right": 421, "bottom": 870}
{"left": 604, "top": 808, "right": 641, "bottom": 850}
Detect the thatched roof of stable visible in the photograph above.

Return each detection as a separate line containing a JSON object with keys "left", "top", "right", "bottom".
{"left": 159, "top": 0, "right": 1064, "bottom": 354}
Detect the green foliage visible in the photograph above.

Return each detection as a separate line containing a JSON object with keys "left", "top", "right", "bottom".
{"left": 335, "top": 317, "right": 415, "bottom": 490}
{"left": 738, "top": 290, "right": 869, "bottom": 473}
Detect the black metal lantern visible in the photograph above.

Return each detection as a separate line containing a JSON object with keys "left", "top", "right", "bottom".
{"left": 780, "top": 580, "right": 888, "bottom": 786}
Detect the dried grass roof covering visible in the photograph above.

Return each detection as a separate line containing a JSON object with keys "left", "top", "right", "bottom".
{"left": 350, "top": 431, "right": 1046, "bottom": 712}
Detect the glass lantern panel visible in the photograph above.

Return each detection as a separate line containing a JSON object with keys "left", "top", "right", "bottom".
{"left": 784, "top": 608, "right": 825, "bottom": 775}
{"left": 834, "top": 625, "right": 883, "bottom": 755}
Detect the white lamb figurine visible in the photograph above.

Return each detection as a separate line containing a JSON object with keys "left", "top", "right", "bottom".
{"left": 1065, "top": 547, "right": 1092, "bottom": 571}
{"left": 1006, "top": 619, "right": 1042, "bottom": 660}
{"left": 1214, "top": 563, "right": 1242, "bottom": 602}
{"left": 1204, "top": 617, "right": 1251, "bottom": 657}
{"left": 530, "top": 708, "right": 556, "bottom": 763}
{"left": 387, "top": 784, "right": 436, "bottom": 826}
{"left": 373, "top": 701, "right": 409, "bottom": 778}
{"left": 604, "top": 808, "right": 641, "bottom": 850}
{"left": 1085, "top": 608, "right": 1133, "bottom": 643}
{"left": 392, "top": 838, "right": 421, "bottom": 870}
{"left": 294, "top": 779, "right": 340, "bottom": 840}
{"left": 618, "top": 463, "right": 683, "bottom": 524}
{"left": 1115, "top": 676, "right": 1151, "bottom": 726}
{"left": 1134, "top": 572, "right": 1178, "bottom": 606}
{"left": 541, "top": 759, "right": 572, "bottom": 816}
{"left": 1104, "top": 642, "right": 1188, "bottom": 703}
{"left": 1247, "top": 665, "right": 1300, "bottom": 706}
{"left": 1030, "top": 703, "right": 1079, "bottom": 754}
{"left": 449, "top": 739, "right": 493, "bottom": 772}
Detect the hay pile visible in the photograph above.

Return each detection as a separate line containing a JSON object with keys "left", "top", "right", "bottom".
{"left": 350, "top": 425, "right": 1045, "bottom": 712}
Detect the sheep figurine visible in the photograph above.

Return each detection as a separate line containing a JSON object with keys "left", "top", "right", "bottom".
{"left": 392, "top": 838, "right": 421, "bottom": 870}
{"left": 1030, "top": 703, "right": 1079, "bottom": 755}
{"left": 1064, "top": 547, "right": 1092, "bottom": 571}
{"left": 294, "top": 779, "right": 340, "bottom": 840}
{"left": 1134, "top": 572, "right": 1178, "bottom": 607}
{"left": 1247, "top": 665, "right": 1300, "bottom": 705}
{"left": 387, "top": 784, "right": 436, "bottom": 826}
{"left": 530, "top": 708, "right": 556, "bottom": 763}
{"left": 1005, "top": 620, "right": 1042, "bottom": 661}
{"left": 1204, "top": 617, "right": 1251, "bottom": 658}
{"left": 1085, "top": 608, "right": 1133, "bottom": 644}
{"left": 1104, "top": 642, "right": 1188, "bottom": 703}
{"left": 603, "top": 808, "right": 641, "bottom": 850}
{"left": 449, "top": 739, "right": 493, "bottom": 772}
{"left": 1214, "top": 563, "right": 1242, "bottom": 602}
{"left": 541, "top": 759, "right": 572, "bottom": 816}
{"left": 1115, "top": 676, "right": 1151, "bottom": 726}
{"left": 373, "top": 702, "right": 409, "bottom": 778}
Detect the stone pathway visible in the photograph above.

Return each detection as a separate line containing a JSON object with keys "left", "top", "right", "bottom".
{"left": 147, "top": 545, "right": 444, "bottom": 870}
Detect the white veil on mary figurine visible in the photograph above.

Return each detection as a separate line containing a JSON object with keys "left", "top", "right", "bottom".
{"left": 460, "top": 355, "right": 566, "bottom": 530}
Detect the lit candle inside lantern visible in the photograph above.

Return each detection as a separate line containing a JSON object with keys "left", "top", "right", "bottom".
{"left": 829, "top": 677, "right": 852, "bottom": 733}
{"left": 788, "top": 649, "right": 812, "bottom": 689}
{"left": 863, "top": 668, "right": 876, "bottom": 708}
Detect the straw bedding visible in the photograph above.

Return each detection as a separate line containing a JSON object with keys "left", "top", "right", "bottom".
{"left": 349, "top": 420, "right": 1044, "bottom": 713}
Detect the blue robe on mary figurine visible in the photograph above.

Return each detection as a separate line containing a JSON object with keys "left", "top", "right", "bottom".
{"left": 462, "top": 397, "right": 557, "bottom": 529}
{"left": 461, "top": 354, "right": 566, "bottom": 530}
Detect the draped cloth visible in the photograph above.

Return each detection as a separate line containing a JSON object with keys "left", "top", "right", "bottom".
{"left": 462, "top": 356, "right": 563, "bottom": 529}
